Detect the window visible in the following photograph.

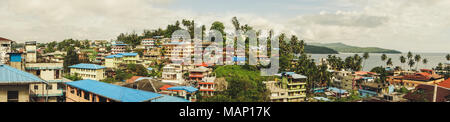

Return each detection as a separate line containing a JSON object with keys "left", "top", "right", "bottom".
{"left": 7, "top": 91, "right": 19, "bottom": 102}
{"left": 98, "top": 96, "right": 107, "bottom": 102}
{"left": 77, "top": 89, "right": 82, "bottom": 97}
{"left": 47, "top": 84, "right": 52, "bottom": 90}
{"left": 70, "top": 87, "right": 75, "bottom": 94}
{"left": 92, "top": 94, "right": 97, "bottom": 102}
{"left": 34, "top": 85, "right": 39, "bottom": 90}
{"left": 84, "top": 91, "right": 90, "bottom": 100}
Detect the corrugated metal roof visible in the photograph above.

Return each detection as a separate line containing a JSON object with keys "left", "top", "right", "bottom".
{"left": 65, "top": 79, "right": 162, "bottom": 102}
{"left": 117, "top": 53, "right": 138, "bottom": 57}
{"left": 167, "top": 86, "right": 198, "bottom": 93}
{"left": 69, "top": 63, "right": 105, "bottom": 70}
{"left": 0, "top": 64, "right": 45, "bottom": 83}
{"left": 105, "top": 55, "right": 123, "bottom": 59}
{"left": 112, "top": 44, "right": 128, "bottom": 46}
{"left": 151, "top": 94, "right": 190, "bottom": 102}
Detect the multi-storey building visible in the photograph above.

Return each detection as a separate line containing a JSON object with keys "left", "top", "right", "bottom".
{"left": 141, "top": 38, "right": 156, "bottom": 49}
{"left": 69, "top": 63, "right": 106, "bottom": 81}
{"left": 0, "top": 37, "right": 13, "bottom": 64}
{"left": 25, "top": 41, "right": 37, "bottom": 63}
{"left": 162, "top": 64, "right": 184, "bottom": 84}
{"left": 65, "top": 79, "right": 189, "bottom": 102}
{"left": 0, "top": 64, "right": 46, "bottom": 102}
{"left": 198, "top": 77, "right": 216, "bottom": 96}
{"left": 162, "top": 41, "right": 193, "bottom": 60}
{"left": 111, "top": 42, "right": 128, "bottom": 54}
{"left": 188, "top": 66, "right": 209, "bottom": 81}
{"left": 104, "top": 53, "right": 140, "bottom": 68}
{"left": 264, "top": 72, "right": 307, "bottom": 102}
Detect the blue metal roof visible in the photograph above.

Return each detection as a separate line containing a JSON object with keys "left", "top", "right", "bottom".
{"left": 105, "top": 55, "right": 123, "bottom": 59}
{"left": 167, "top": 86, "right": 198, "bottom": 93}
{"left": 328, "top": 87, "right": 348, "bottom": 94}
{"left": 65, "top": 79, "right": 162, "bottom": 102}
{"left": 151, "top": 94, "right": 190, "bottom": 102}
{"left": 233, "top": 57, "right": 246, "bottom": 62}
{"left": 313, "top": 97, "right": 330, "bottom": 101}
{"left": 112, "top": 44, "right": 128, "bottom": 46}
{"left": 69, "top": 63, "right": 105, "bottom": 70}
{"left": 117, "top": 53, "right": 138, "bottom": 57}
{"left": 0, "top": 64, "right": 45, "bottom": 83}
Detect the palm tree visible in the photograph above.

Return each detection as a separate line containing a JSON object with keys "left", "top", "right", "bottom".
{"left": 381, "top": 54, "right": 387, "bottom": 67}
{"left": 363, "top": 52, "right": 369, "bottom": 70}
{"left": 422, "top": 58, "right": 428, "bottom": 68}
{"left": 386, "top": 58, "right": 393, "bottom": 68}
{"left": 408, "top": 59, "right": 415, "bottom": 71}
{"left": 447, "top": 54, "right": 450, "bottom": 61}
{"left": 407, "top": 51, "right": 413, "bottom": 60}
{"left": 414, "top": 54, "right": 421, "bottom": 70}
{"left": 400, "top": 56, "right": 406, "bottom": 70}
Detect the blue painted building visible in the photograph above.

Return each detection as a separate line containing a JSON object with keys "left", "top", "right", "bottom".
{"left": 65, "top": 79, "right": 189, "bottom": 102}
{"left": 0, "top": 64, "right": 46, "bottom": 102}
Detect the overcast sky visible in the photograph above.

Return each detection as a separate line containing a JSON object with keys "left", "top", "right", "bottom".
{"left": 0, "top": 0, "right": 449, "bottom": 53}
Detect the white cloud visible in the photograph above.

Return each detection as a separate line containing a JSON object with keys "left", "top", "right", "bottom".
{"left": 0, "top": 0, "right": 449, "bottom": 52}
{"left": 286, "top": 0, "right": 450, "bottom": 52}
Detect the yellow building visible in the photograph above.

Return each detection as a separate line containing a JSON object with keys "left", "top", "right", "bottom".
{"left": 264, "top": 72, "right": 307, "bottom": 102}
{"left": 104, "top": 53, "right": 140, "bottom": 68}
{"left": 69, "top": 63, "right": 106, "bottom": 81}
{"left": 0, "top": 64, "right": 46, "bottom": 102}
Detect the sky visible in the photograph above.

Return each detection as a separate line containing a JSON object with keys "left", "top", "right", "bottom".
{"left": 0, "top": 0, "right": 449, "bottom": 53}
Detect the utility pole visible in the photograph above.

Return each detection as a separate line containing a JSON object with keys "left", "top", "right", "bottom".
{"left": 433, "top": 83, "right": 437, "bottom": 102}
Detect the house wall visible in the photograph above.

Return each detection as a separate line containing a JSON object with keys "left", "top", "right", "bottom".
{"left": 66, "top": 86, "right": 111, "bottom": 102}
{"left": 70, "top": 68, "right": 105, "bottom": 81}
{"left": 0, "top": 85, "right": 30, "bottom": 102}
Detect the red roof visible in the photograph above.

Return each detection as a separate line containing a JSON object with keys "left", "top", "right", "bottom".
{"left": 417, "top": 72, "right": 431, "bottom": 77}
{"left": 159, "top": 85, "right": 173, "bottom": 90}
{"left": 199, "top": 82, "right": 214, "bottom": 85}
{"left": 125, "top": 76, "right": 143, "bottom": 84}
{"left": 195, "top": 62, "right": 209, "bottom": 67}
{"left": 189, "top": 75, "right": 204, "bottom": 78}
{"left": 439, "top": 79, "right": 450, "bottom": 88}
{"left": 199, "top": 89, "right": 215, "bottom": 91}
{"left": 0, "top": 37, "right": 12, "bottom": 42}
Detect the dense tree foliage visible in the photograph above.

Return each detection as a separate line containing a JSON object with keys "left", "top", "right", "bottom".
{"left": 199, "top": 65, "right": 270, "bottom": 102}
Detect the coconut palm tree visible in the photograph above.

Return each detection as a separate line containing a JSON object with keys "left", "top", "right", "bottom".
{"left": 386, "top": 58, "right": 393, "bottom": 68}
{"left": 408, "top": 59, "right": 415, "bottom": 71}
{"left": 400, "top": 56, "right": 406, "bottom": 70}
{"left": 422, "top": 58, "right": 428, "bottom": 69}
{"left": 381, "top": 54, "right": 387, "bottom": 67}
{"left": 447, "top": 54, "right": 450, "bottom": 61}
{"left": 407, "top": 51, "right": 413, "bottom": 60}
{"left": 363, "top": 52, "right": 369, "bottom": 71}
{"left": 414, "top": 54, "right": 421, "bottom": 70}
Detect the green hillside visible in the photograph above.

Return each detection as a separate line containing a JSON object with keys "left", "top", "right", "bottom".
{"left": 309, "top": 42, "right": 401, "bottom": 54}
{"left": 304, "top": 45, "right": 339, "bottom": 54}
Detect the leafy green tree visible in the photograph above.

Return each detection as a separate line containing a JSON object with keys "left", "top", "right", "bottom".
{"left": 210, "top": 21, "right": 225, "bottom": 37}
{"left": 64, "top": 73, "right": 82, "bottom": 81}
{"left": 63, "top": 46, "right": 79, "bottom": 71}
